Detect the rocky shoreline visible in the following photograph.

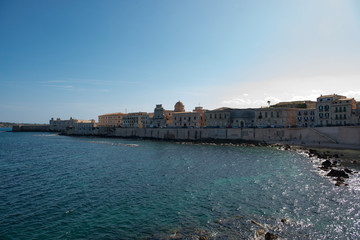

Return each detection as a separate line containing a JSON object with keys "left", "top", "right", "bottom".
{"left": 270, "top": 143, "right": 360, "bottom": 187}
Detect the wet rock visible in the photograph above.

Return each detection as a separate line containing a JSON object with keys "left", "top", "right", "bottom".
{"left": 352, "top": 160, "right": 357, "bottom": 164}
{"left": 309, "top": 149, "right": 317, "bottom": 155}
{"left": 326, "top": 169, "right": 349, "bottom": 178}
{"left": 335, "top": 181, "right": 348, "bottom": 187}
{"left": 322, "top": 160, "right": 332, "bottom": 168}
{"left": 283, "top": 144, "right": 291, "bottom": 150}
{"left": 265, "top": 232, "right": 278, "bottom": 239}
{"left": 337, "top": 176, "right": 345, "bottom": 182}
{"left": 281, "top": 218, "right": 287, "bottom": 223}
{"left": 344, "top": 168, "right": 353, "bottom": 174}
{"left": 333, "top": 154, "right": 339, "bottom": 158}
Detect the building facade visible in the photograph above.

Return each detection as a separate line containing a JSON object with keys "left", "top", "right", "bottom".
{"left": 296, "top": 109, "right": 316, "bottom": 127}
{"left": 332, "top": 98, "right": 357, "bottom": 126}
{"left": 98, "top": 113, "right": 125, "bottom": 127}
{"left": 122, "top": 112, "right": 147, "bottom": 128}
{"left": 229, "top": 109, "right": 256, "bottom": 128}
{"left": 49, "top": 117, "right": 96, "bottom": 131}
{"left": 172, "top": 107, "right": 206, "bottom": 128}
{"left": 255, "top": 108, "right": 297, "bottom": 128}
{"left": 205, "top": 108, "right": 231, "bottom": 128}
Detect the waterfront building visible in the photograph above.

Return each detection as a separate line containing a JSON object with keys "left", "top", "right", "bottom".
{"left": 332, "top": 97, "right": 357, "bottom": 126}
{"left": 314, "top": 94, "right": 359, "bottom": 126}
{"left": 49, "top": 117, "right": 96, "bottom": 131}
{"left": 229, "top": 109, "right": 256, "bottom": 128}
{"left": 255, "top": 108, "right": 297, "bottom": 128}
{"left": 172, "top": 106, "right": 206, "bottom": 128}
{"left": 98, "top": 112, "right": 125, "bottom": 127}
{"left": 122, "top": 112, "right": 148, "bottom": 128}
{"left": 151, "top": 104, "right": 167, "bottom": 128}
{"left": 141, "top": 113, "right": 154, "bottom": 128}
{"left": 205, "top": 108, "right": 231, "bottom": 128}
{"left": 296, "top": 109, "right": 316, "bottom": 127}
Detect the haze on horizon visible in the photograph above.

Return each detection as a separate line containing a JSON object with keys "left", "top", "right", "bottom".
{"left": 1, "top": 0, "right": 360, "bottom": 123}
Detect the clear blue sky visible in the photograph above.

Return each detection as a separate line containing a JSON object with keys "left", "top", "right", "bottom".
{"left": 1, "top": 0, "right": 360, "bottom": 123}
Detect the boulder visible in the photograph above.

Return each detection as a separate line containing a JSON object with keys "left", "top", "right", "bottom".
{"left": 326, "top": 169, "right": 349, "bottom": 178}
{"left": 265, "top": 232, "right": 278, "bottom": 239}
{"left": 321, "top": 160, "right": 332, "bottom": 168}
{"left": 344, "top": 168, "right": 353, "bottom": 174}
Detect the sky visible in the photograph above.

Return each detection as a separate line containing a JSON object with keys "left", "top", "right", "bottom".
{"left": 1, "top": 0, "right": 360, "bottom": 123}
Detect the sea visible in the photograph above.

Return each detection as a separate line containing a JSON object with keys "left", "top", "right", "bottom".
{"left": 0, "top": 128, "right": 359, "bottom": 239}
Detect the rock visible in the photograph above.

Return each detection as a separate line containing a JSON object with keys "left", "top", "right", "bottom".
{"left": 337, "top": 176, "right": 345, "bottom": 182}
{"left": 309, "top": 149, "right": 317, "bottom": 155}
{"left": 265, "top": 232, "right": 278, "bottom": 239}
{"left": 335, "top": 181, "right": 348, "bottom": 187}
{"left": 326, "top": 169, "right": 349, "bottom": 178}
{"left": 281, "top": 218, "right": 287, "bottom": 223}
{"left": 333, "top": 154, "right": 339, "bottom": 158}
{"left": 322, "top": 160, "right": 332, "bottom": 168}
{"left": 344, "top": 168, "right": 353, "bottom": 174}
{"left": 352, "top": 160, "right": 357, "bottom": 164}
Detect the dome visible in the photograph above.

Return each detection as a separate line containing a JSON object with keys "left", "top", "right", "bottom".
{"left": 174, "top": 101, "right": 185, "bottom": 112}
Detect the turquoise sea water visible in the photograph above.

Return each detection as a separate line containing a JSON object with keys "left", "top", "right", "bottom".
{"left": 0, "top": 129, "right": 359, "bottom": 239}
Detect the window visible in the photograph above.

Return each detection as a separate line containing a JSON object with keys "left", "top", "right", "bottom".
{"left": 344, "top": 106, "right": 346, "bottom": 111}
{"left": 210, "top": 114, "right": 212, "bottom": 119}
{"left": 325, "top": 105, "right": 329, "bottom": 111}
{"left": 298, "top": 117, "right": 302, "bottom": 121}
{"left": 311, "top": 111, "right": 315, "bottom": 115}
{"left": 325, "top": 113, "right": 329, "bottom": 118}
{"left": 265, "top": 112, "right": 268, "bottom": 118}
{"left": 344, "top": 114, "right": 346, "bottom": 119}
{"left": 336, "top": 115, "right": 338, "bottom": 119}
{"left": 271, "top": 112, "right": 274, "bottom": 118}
{"left": 335, "top": 107, "right": 338, "bottom": 112}
{"left": 319, "top": 106, "right": 323, "bottom": 111}
{"left": 298, "top": 111, "right": 301, "bottom": 116}
{"left": 277, "top": 112, "right": 280, "bottom": 118}
{"left": 319, "top": 113, "right": 323, "bottom": 118}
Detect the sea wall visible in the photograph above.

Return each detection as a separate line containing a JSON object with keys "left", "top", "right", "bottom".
{"left": 12, "top": 125, "right": 50, "bottom": 132}
{"left": 100, "top": 126, "right": 360, "bottom": 150}
{"left": 20, "top": 124, "right": 359, "bottom": 150}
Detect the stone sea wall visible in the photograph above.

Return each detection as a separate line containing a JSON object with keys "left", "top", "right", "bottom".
{"left": 64, "top": 126, "right": 360, "bottom": 150}
{"left": 12, "top": 124, "right": 50, "bottom": 132}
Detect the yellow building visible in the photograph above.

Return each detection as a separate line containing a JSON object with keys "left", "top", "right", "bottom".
{"left": 98, "top": 112, "right": 125, "bottom": 127}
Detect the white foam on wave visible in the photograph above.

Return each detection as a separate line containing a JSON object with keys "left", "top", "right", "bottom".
{"left": 33, "top": 134, "right": 59, "bottom": 137}
{"left": 88, "top": 140, "right": 139, "bottom": 147}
